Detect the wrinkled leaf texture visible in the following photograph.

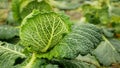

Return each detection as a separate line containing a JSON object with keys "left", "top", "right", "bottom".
{"left": 39, "top": 23, "right": 102, "bottom": 59}
{"left": 20, "top": 10, "right": 69, "bottom": 53}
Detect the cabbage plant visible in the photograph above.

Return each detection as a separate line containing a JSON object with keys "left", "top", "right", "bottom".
{"left": 0, "top": 9, "right": 102, "bottom": 68}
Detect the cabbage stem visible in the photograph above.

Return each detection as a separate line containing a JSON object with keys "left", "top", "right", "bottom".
{"left": 24, "top": 53, "right": 36, "bottom": 68}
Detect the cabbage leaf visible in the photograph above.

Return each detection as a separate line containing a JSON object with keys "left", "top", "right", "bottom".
{"left": 92, "top": 37, "right": 120, "bottom": 66}
{"left": 0, "top": 25, "right": 19, "bottom": 40}
{"left": 0, "top": 41, "right": 26, "bottom": 68}
{"left": 20, "top": 10, "right": 69, "bottom": 53}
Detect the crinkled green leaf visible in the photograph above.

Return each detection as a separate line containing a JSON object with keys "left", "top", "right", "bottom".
{"left": 39, "top": 24, "right": 102, "bottom": 59}
{"left": 20, "top": 10, "right": 69, "bottom": 53}
{"left": 0, "top": 25, "right": 19, "bottom": 40}
{"left": 12, "top": 0, "right": 52, "bottom": 23}
{"left": 0, "top": 41, "right": 26, "bottom": 68}
{"left": 92, "top": 37, "right": 120, "bottom": 66}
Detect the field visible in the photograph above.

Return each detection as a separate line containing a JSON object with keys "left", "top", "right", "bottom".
{"left": 0, "top": 0, "right": 120, "bottom": 68}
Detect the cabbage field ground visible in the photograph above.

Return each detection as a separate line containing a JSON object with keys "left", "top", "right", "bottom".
{"left": 0, "top": 0, "right": 120, "bottom": 68}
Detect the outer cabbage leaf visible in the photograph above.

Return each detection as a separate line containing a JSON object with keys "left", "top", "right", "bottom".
{"left": 39, "top": 24, "right": 102, "bottom": 59}
{"left": 20, "top": 10, "right": 69, "bottom": 53}
{"left": 0, "top": 41, "right": 26, "bottom": 68}
{"left": 12, "top": 0, "right": 52, "bottom": 23}
{"left": 92, "top": 37, "right": 120, "bottom": 66}
{"left": 0, "top": 25, "right": 19, "bottom": 40}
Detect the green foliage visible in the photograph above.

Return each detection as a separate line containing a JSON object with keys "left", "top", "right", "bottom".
{"left": 81, "top": 2, "right": 110, "bottom": 24}
{"left": 0, "top": 25, "right": 19, "bottom": 40}
{"left": 1, "top": 0, "right": 120, "bottom": 68}
{"left": 81, "top": 0, "right": 120, "bottom": 34}
{"left": 0, "top": 41, "right": 26, "bottom": 68}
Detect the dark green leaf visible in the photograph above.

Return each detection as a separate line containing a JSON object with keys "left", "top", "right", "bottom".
{"left": 92, "top": 37, "right": 120, "bottom": 66}
{"left": 0, "top": 25, "right": 19, "bottom": 40}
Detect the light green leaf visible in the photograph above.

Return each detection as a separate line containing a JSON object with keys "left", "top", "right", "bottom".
{"left": 12, "top": 0, "right": 52, "bottom": 23}
{"left": 92, "top": 36, "right": 120, "bottom": 66}
{"left": 0, "top": 25, "right": 19, "bottom": 40}
{"left": 20, "top": 10, "right": 69, "bottom": 53}
{"left": 39, "top": 24, "right": 102, "bottom": 59}
{"left": 0, "top": 41, "right": 26, "bottom": 68}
